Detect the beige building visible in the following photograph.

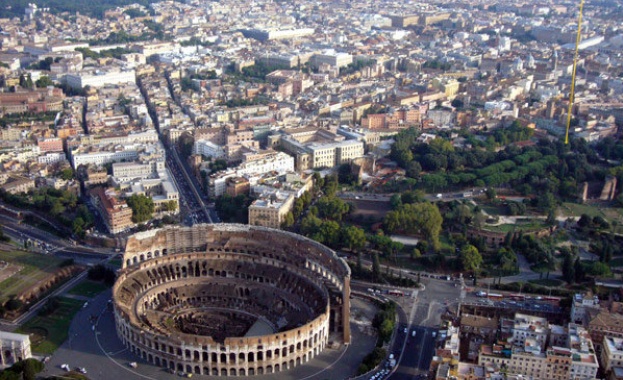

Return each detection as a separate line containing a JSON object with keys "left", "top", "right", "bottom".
{"left": 89, "top": 187, "right": 134, "bottom": 234}
{"left": 248, "top": 192, "right": 294, "bottom": 229}
{"left": 0, "top": 176, "right": 36, "bottom": 194}
{"left": 309, "top": 140, "right": 364, "bottom": 169}
{"left": 603, "top": 336, "right": 623, "bottom": 374}
{"left": 478, "top": 320, "right": 598, "bottom": 380}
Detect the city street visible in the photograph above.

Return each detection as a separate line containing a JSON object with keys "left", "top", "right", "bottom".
{"left": 46, "top": 293, "right": 378, "bottom": 380}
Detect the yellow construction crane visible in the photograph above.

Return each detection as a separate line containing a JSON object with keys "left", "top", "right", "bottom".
{"left": 564, "top": 0, "right": 585, "bottom": 144}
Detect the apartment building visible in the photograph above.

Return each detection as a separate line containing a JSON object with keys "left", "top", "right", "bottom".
{"left": 0, "top": 176, "right": 36, "bottom": 194}
{"left": 37, "top": 137, "right": 63, "bottom": 153}
{"left": 248, "top": 191, "right": 294, "bottom": 229}
{"left": 478, "top": 317, "right": 598, "bottom": 380}
{"left": 65, "top": 68, "right": 136, "bottom": 89}
{"left": 309, "top": 140, "right": 364, "bottom": 168}
{"left": 112, "top": 160, "right": 165, "bottom": 182}
{"left": 572, "top": 293, "right": 601, "bottom": 325}
{"left": 603, "top": 336, "right": 623, "bottom": 374}
{"left": 208, "top": 151, "right": 294, "bottom": 197}
{"left": 89, "top": 187, "right": 134, "bottom": 234}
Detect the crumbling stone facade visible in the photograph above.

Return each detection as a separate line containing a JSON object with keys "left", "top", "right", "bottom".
{"left": 113, "top": 224, "right": 351, "bottom": 377}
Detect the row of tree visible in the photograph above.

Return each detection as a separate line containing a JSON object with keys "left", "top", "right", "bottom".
{"left": 389, "top": 128, "right": 604, "bottom": 205}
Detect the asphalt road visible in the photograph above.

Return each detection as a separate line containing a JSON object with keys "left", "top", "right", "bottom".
{"left": 46, "top": 293, "right": 378, "bottom": 380}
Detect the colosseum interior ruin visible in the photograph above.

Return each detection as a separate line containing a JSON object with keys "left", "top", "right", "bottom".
{"left": 113, "top": 224, "right": 351, "bottom": 377}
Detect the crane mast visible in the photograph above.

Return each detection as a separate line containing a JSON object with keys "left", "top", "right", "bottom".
{"left": 564, "top": 0, "right": 585, "bottom": 145}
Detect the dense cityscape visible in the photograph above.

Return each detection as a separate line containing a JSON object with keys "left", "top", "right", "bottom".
{"left": 1, "top": 0, "right": 623, "bottom": 379}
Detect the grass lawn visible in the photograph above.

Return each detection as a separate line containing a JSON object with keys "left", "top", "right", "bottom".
{"left": 17, "top": 297, "right": 83, "bottom": 354}
{"left": 559, "top": 203, "right": 606, "bottom": 219}
{"left": 484, "top": 220, "right": 548, "bottom": 233}
{"left": 0, "top": 250, "right": 64, "bottom": 303}
{"left": 67, "top": 280, "right": 109, "bottom": 298}
{"left": 529, "top": 278, "right": 563, "bottom": 287}
{"left": 481, "top": 205, "right": 507, "bottom": 216}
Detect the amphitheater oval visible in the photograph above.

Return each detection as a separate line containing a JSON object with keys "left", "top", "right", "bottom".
{"left": 113, "top": 224, "right": 351, "bottom": 377}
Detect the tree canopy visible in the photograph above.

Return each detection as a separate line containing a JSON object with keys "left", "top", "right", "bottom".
{"left": 126, "top": 194, "right": 154, "bottom": 223}
{"left": 383, "top": 202, "right": 443, "bottom": 250}
{"left": 460, "top": 244, "right": 483, "bottom": 272}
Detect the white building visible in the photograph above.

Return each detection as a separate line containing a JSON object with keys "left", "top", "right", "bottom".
{"left": 112, "top": 161, "right": 165, "bottom": 182}
{"left": 208, "top": 152, "right": 294, "bottom": 197}
{"left": 194, "top": 140, "right": 226, "bottom": 159}
{"left": 603, "top": 336, "right": 623, "bottom": 373}
{"left": 0, "top": 332, "right": 31, "bottom": 368}
{"left": 71, "top": 148, "right": 139, "bottom": 168}
{"left": 37, "top": 152, "right": 67, "bottom": 165}
{"left": 311, "top": 51, "right": 353, "bottom": 69}
{"left": 65, "top": 68, "right": 136, "bottom": 89}
{"left": 571, "top": 293, "right": 600, "bottom": 325}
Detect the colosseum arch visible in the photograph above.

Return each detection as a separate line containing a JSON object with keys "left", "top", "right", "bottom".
{"left": 114, "top": 224, "right": 351, "bottom": 377}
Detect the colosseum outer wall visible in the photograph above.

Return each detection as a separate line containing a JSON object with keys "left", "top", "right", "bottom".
{"left": 113, "top": 224, "right": 351, "bottom": 377}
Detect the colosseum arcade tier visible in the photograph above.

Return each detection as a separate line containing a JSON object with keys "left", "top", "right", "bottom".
{"left": 113, "top": 224, "right": 351, "bottom": 377}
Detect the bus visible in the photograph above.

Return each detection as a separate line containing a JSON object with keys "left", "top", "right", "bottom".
{"left": 487, "top": 293, "right": 504, "bottom": 301}
{"left": 508, "top": 294, "right": 526, "bottom": 301}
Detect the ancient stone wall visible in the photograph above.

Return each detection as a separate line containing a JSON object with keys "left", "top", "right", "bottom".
{"left": 113, "top": 224, "right": 351, "bottom": 377}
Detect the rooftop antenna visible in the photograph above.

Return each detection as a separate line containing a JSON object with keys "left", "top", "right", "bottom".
{"left": 564, "top": 0, "right": 585, "bottom": 145}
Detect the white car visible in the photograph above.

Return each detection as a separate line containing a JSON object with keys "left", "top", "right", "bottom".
{"left": 60, "top": 364, "right": 70, "bottom": 371}
{"left": 77, "top": 367, "right": 87, "bottom": 374}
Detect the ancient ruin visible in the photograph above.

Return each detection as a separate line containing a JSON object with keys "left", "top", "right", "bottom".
{"left": 113, "top": 224, "right": 351, "bottom": 377}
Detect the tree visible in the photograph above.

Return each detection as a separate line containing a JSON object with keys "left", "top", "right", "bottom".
{"left": 485, "top": 187, "right": 497, "bottom": 200}
{"left": 356, "top": 252, "right": 363, "bottom": 272}
{"left": 164, "top": 200, "right": 177, "bottom": 212}
{"left": 587, "top": 261, "right": 612, "bottom": 277}
{"left": 337, "top": 163, "right": 357, "bottom": 185}
{"left": 4, "top": 298, "right": 22, "bottom": 311}
{"left": 59, "top": 168, "right": 74, "bottom": 181}
{"left": 372, "top": 252, "right": 382, "bottom": 280}
{"left": 383, "top": 202, "right": 443, "bottom": 250}
{"left": 19, "top": 74, "right": 33, "bottom": 88}
{"left": 35, "top": 76, "right": 54, "bottom": 88}
{"left": 405, "top": 161, "right": 422, "bottom": 178}
{"left": 460, "top": 244, "right": 483, "bottom": 272}
{"left": 497, "top": 248, "right": 517, "bottom": 273}
{"left": 72, "top": 217, "right": 85, "bottom": 238}
{"left": 126, "top": 194, "right": 155, "bottom": 223}
{"left": 341, "top": 225, "right": 366, "bottom": 251}
{"left": 562, "top": 253, "right": 575, "bottom": 284}
{"left": 282, "top": 212, "right": 294, "bottom": 228}
{"left": 389, "top": 194, "right": 402, "bottom": 210}
{"left": 574, "top": 258, "right": 585, "bottom": 283}
{"left": 316, "top": 196, "right": 350, "bottom": 221}
{"left": 451, "top": 98, "right": 464, "bottom": 108}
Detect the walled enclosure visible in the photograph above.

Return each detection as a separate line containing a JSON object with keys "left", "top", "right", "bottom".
{"left": 113, "top": 224, "right": 351, "bottom": 377}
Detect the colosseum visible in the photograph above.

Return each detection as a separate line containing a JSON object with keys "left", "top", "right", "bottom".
{"left": 113, "top": 224, "right": 351, "bottom": 377}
